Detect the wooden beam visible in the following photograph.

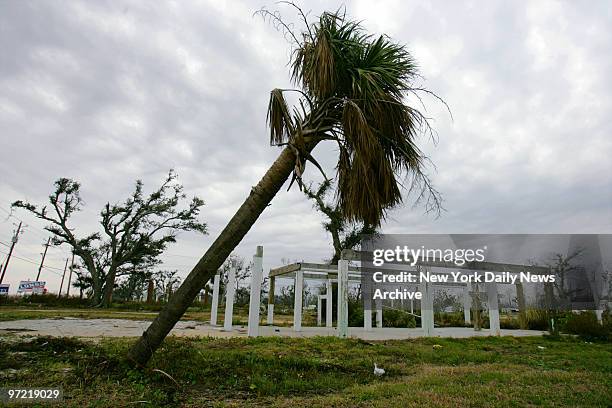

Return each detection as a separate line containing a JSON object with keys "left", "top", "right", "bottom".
{"left": 269, "top": 263, "right": 302, "bottom": 277}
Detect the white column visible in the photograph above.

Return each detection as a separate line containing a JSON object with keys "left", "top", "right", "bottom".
{"left": 420, "top": 281, "right": 434, "bottom": 336}
{"left": 293, "top": 270, "right": 303, "bottom": 331}
{"left": 267, "top": 303, "right": 274, "bottom": 325}
{"left": 247, "top": 246, "right": 263, "bottom": 337}
{"left": 595, "top": 310, "right": 603, "bottom": 324}
{"left": 317, "top": 296, "right": 322, "bottom": 326}
{"left": 463, "top": 283, "right": 472, "bottom": 325}
{"left": 223, "top": 265, "right": 236, "bottom": 331}
{"left": 487, "top": 282, "right": 500, "bottom": 336}
{"left": 337, "top": 260, "right": 349, "bottom": 338}
{"left": 596, "top": 300, "right": 605, "bottom": 324}
{"left": 364, "top": 281, "right": 372, "bottom": 332}
{"left": 364, "top": 308, "right": 372, "bottom": 332}
{"left": 375, "top": 298, "right": 383, "bottom": 328}
{"left": 326, "top": 278, "right": 333, "bottom": 328}
{"left": 210, "top": 273, "right": 220, "bottom": 326}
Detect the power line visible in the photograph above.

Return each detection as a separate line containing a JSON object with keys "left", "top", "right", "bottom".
{"left": 0, "top": 205, "right": 53, "bottom": 242}
{"left": 0, "top": 221, "right": 22, "bottom": 284}
{"left": 58, "top": 258, "right": 69, "bottom": 296}
{"left": 0, "top": 248, "right": 64, "bottom": 276}
{"left": 164, "top": 253, "right": 196, "bottom": 258}
{"left": 0, "top": 245, "right": 66, "bottom": 271}
{"left": 36, "top": 237, "right": 52, "bottom": 281}
{"left": 0, "top": 206, "right": 73, "bottom": 259}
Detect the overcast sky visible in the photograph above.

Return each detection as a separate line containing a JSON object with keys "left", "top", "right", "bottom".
{"left": 1, "top": 0, "right": 610, "bottom": 295}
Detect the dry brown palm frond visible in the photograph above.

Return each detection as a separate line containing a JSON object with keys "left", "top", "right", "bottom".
{"left": 267, "top": 88, "right": 294, "bottom": 145}
{"left": 261, "top": 5, "right": 449, "bottom": 225}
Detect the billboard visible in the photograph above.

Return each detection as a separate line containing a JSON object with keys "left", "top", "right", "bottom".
{"left": 17, "top": 281, "right": 47, "bottom": 294}
{"left": 0, "top": 284, "right": 9, "bottom": 295}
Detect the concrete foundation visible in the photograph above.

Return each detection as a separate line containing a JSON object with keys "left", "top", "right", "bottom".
{"left": 0, "top": 318, "right": 546, "bottom": 339}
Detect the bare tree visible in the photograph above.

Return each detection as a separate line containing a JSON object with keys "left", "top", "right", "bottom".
{"left": 153, "top": 270, "right": 182, "bottom": 301}
{"left": 548, "top": 248, "right": 585, "bottom": 303}
{"left": 12, "top": 170, "right": 207, "bottom": 306}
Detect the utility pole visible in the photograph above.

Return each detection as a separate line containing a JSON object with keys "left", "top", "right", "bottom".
{"left": 66, "top": 252, "right": 75, "bottom": 296}
{"left": 0, "top": 221, "right": 22, "bottom": 284}
{"left": 58, "top": 258, "right": 69, "bottom": 298}
{"left": 35, "top": 237, "right": 51, "bottom": 281}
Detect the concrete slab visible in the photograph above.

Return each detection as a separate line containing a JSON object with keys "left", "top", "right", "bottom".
{"left": 0, "top": 318, "right": 546, "bottom": 339}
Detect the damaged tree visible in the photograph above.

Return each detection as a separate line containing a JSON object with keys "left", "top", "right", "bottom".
{"left": 304, "top": 180, "right": 378, "bottom": 265}
{"left": 12, "top": 170, "right": 207, "bottom": 306}
{"left": 128, "top": 5, "right": 445, "bottom": 366}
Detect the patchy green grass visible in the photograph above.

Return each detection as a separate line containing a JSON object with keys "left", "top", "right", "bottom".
{"left": 0, "top": 308, "right": 160, "bottom": 322}
{"left": 0, "top": 306, "right": 315, "bottom": 327}
{"left": 0, "top": 334, "right": 610, "bottom": 407}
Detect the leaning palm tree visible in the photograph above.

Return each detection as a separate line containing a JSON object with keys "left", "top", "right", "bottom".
{"left": 128, "top": 6, "right": 443, "bottom": 366}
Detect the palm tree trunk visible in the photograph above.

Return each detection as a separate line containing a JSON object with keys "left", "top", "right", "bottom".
{"left": 127, "top": 145, "right": 307, "bottom": 366}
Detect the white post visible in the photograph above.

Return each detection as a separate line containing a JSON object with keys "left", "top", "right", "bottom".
{"left": 337, "top": 260, "right": 349, "bottom": 338}
{"left": 596, "top": 300, "right": 605, "bottom": 324}
{"left": 420, "top": 281, "right": 434, "bottom": 336}
{"left": 376, "top": 299, "right": 383, "bottom": 328}
{"left": 317, "top": 296, "right": 323, "bottom": 326}
{"left": 487, "top": 282, "right": 500, "bottom": 336}
{"left": 247, "top": 246, "right": 263, "bottom": 337}
{"left": 364, "top": 307, "right": 372, "bottom": 332}
{"left": 210, "top": 273, "right": 220, "bottom": 326}
{"left": 361, "top": 283, "right": 374, "bottom": 332}
{"left": 463, "top": 283, "right": 472, "bottom": 325}
{"left": 596, "top": 308, "right": 603, "bottom": 324}
{"left": 267, "top": 303, "right": 274, "bottom": 325}
{"left": 223, "top": 265, "right": 236, "bottom": 331}
{"left": 293, "top": 270, "right": 303, "bottom": 332}
{"left": 326, "top": 278, "right": 333, "bottom": 328}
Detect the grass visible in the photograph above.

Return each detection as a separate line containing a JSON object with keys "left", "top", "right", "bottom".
{"left": 0, "top": 334, "right": 610, "bottom": 407}
{"left": 0, "top": 306, "right": 316, "bottom": 327}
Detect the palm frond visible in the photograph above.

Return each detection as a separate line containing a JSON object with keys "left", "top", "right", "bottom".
{"left": 262, "top": 6, "right": 447, "bottom": 225}
{"left": 267, "top": 88, "right": 294, "bottom": 145}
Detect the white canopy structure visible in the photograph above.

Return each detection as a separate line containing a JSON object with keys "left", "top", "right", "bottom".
{"left": 209, "top": 247, "right": 552, "bottom": 339}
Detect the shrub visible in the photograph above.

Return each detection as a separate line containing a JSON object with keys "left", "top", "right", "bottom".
{"left": 0, "top": 294, "right": 88, "bottom": 308}
{"left": 345, "top": 296, "right": 417, "bottom": 328}
{"left": 525, "top": 309, "right": 549, "bottom": 331}
{"left": 383, "top": 309, "right": 416, "bottom": 328}
{"left": 500, "top": 315, "right": 520, "bottom": 330}
{"left": 561, "top": 311, "right": 611, "bottom": 341}
{"left": 434, "top": 311, "right": 469, "bottom": 327}
{"left": 110, "top": 301, "right": 164, "bottom": 311}
{"left": 347, "top": 298, "right": 364, "bottom": 327}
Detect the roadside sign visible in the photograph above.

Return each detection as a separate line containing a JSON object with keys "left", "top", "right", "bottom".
{"left": 0, "top": 284, "right": 9, "bottom": 295}
{"left": 17, "top": 281, "right": 46, "bottom": 293}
